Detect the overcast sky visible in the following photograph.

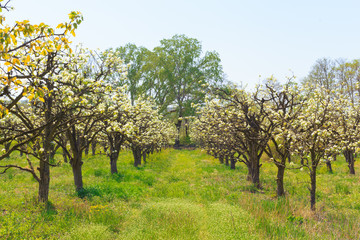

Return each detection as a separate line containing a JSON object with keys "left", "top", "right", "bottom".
{"left": 4, "top": 0, "right": 360, "bottom": 89}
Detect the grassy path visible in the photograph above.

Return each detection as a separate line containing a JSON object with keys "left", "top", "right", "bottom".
{"left": 117, "top": 150, "right": 261, "bottom": 239}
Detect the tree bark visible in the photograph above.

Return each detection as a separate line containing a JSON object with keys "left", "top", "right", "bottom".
{"left": 142, "top": 151, "right": 147, "bottom": 164}
{"left": 174, "top": 119, "right": 182, "bottom": 147}
{"left": 276, "top": 164, "right": 285, "bottom": 197}
{"left": 71, "top": 154, "right": 83, "bottom": 191}
{"left": 247, "top": 162, "right": 261, "bottom": 188}
{"left": 225, "top": 155, "right": 229, "bottom": 166}
{"left": 344, "top": 149, "right": 355, "bottom": 174}
{"left": 246, "top": 144, "right": 261, "bottom": 188}
{"left": 326, "top": 160, "right": 333, "bottom": 173}
{"left": 230, "top": 157, "right": 236, "bottom": 169}
{"left": 132, "top": 146, "right": 142, "bottom": 167}
{"left": 67, "top": 128, "right": 84, "bottom": 191}
{"left": 110, "top": 151, "right": 119, "bottom": 174}
{"left": 92, "top": 140, "right": 97, "bottom": 155}
{"left": 310, "top": 167, "right": 317, "bottom": 211}
{"left": 219, "top": 155, "right": 224, "bottom": 164}
{"left": 38, "top": 158, "right": 50, "bottom": 203}
{"left": 62, "top": 147, "right": 68, "bottom": 163}
{"left": 5, "top": 142, "right": 10, "bottom": 158}
{"left": 84, "top": 139, "right": 89, "bottom": 156}
{"left": 38, "top": 94, "right": 53, "bottom": 203}
{"left": 49, "top": 143, "right": 59, "bottom": 161}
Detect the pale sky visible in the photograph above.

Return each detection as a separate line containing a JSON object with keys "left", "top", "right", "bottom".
{"left": 4, "top": 0, "right": 360, "bottom": 89}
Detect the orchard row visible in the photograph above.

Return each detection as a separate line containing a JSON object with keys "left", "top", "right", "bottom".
{"left": 193, "top": 72, "right": 360, "bottom": 211}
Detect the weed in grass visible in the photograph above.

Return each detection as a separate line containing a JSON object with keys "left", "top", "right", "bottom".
{"left": 335, "top": 183, "right": 351, "bottom": 195}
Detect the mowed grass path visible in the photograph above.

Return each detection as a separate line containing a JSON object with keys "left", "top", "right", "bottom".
{"left": 0, "top": 149, "right": 359, "bottom": 239}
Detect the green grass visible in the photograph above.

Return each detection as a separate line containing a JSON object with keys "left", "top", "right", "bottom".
{"left": 0, "top": 149, "right": 359, "bottom": 239}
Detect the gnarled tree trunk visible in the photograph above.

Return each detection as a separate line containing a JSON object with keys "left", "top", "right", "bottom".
{"left": 344, "top": 149, "right": 355, "bottom": 174}
{"left": 132, "top": 145, "right": 142, "bottom": 167}
{"left": 246, "top": 144, "right": 261, "bottom": 188}
{"left": 71, "top": 152, "right": 83, "bottom": 191}
{"left": 110, "top": 151, "right": 119, "bottom": 174}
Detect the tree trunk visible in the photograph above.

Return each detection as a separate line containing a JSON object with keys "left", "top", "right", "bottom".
{"left": 344, "top": 149, "right": 355, "bottom": 174}
{"left": 132, "top": 146, "right": 142, "bottom": 167}
{"left": 62, "top": 147, "right": 68, "bottom": 163}
{"left": 142, "top": 151, "right": 147, "bottom": 164}
{"left": 310, "top": 167, "right": 317, "bottom": 211}
{"left": 38, "top": 93, "right": 53, "bottom": 203}
{"left": 84, "top": 139, "right": 89, "bottom": 156}
{"left": 5, "top": 142, "right": 10, "bottom": 158}
{"left": 110, "top": 152, "right": 119, "bottom": 174}
{"left": 38, "top": 158, "right": 50, "bottom": 203}
{"left": 225, "top": 156, "right": 229, "bottom": 166}
{"left": 348, "top": 153, "right": 355, "bottom": 174}
{"left": 71, "top": 154, "right": 83, "bottom": 191}
{"left": 326, "top": 160, "right": 333, "bottom": 173}
{"left": 247, "top": 162, "right": 261, "bottom": 188}
{"left": 92, "top": 140, "right": 97, "bottom": 155}
{"left": 49, "top": 144, "right": 59, "bottom": 161}
{"left": 230, "top": 157, "right": 236, "bottom": 169}
{"left": 247, "top": 145, "right": 261, "bottom": 188}
{"left": 219, "top": 155, "right": 224, "bottom": 164}
{"left": 103, "top": 144, "right": 108, "bottom": 155}
{"left": 276, "top": 164, "right": 285, "bottom": 197}
{"left": 174, "top": 119, "right": 182, "bottom": 147}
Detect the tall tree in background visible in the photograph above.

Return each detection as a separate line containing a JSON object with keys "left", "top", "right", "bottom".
{"left": 110, "top": 35, "right": 224, "bottom": 146}
{"left": 303, "top": 58, "right": 336, "bottom": 90}
{"left": 111, "top": 44, "right": 150, "bottom": 105}
{"left": 153, "top": 34, "right": 224, "bottom": 146}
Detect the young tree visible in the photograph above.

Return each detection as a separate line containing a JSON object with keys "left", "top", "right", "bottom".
{"left": 290, "top": 86, "right": 340, "bottom": 211}
{"left": 102, "top": 86, "right": 130, "bottom": 174}
{"left": 335, "top": 59, "right": 360, "bottom": 174}
{"left": 260, "top": 78, "right": 304, "bottom": 197}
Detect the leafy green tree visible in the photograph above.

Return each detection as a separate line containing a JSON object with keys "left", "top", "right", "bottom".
{"left": 110, "top": 44, "right": 150, "bottom": 105}
{"left": 152, "top": 34, "right": 224, "bottom": 146}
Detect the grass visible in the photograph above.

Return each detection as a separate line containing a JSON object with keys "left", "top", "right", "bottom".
{"left": 0, "top": 148, "right": 359, "bottom": 239}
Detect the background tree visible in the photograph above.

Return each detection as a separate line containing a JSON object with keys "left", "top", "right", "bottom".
{"left": 110, "top": 44, "right": 150, "bottom": 105}
{"left": 151, "top": 34, "right": 224, "bottom": 146}
{"left": 335, "top": 59, "right": 360, "bottom": 174}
